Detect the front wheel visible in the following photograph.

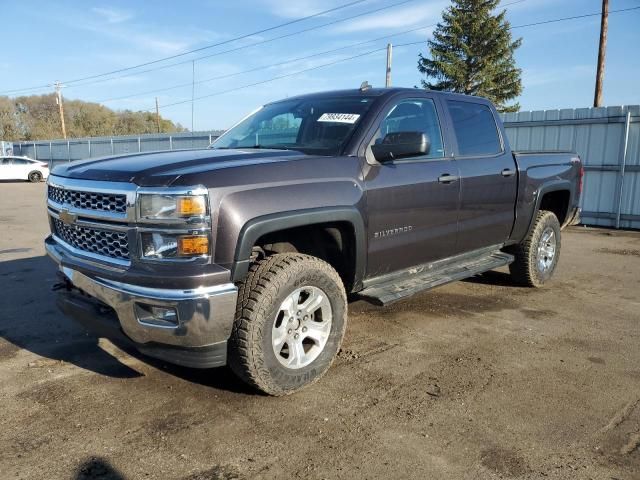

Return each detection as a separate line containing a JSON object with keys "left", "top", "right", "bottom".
{"left": 507, "top": 210, "right": 561, "bottom": 287}
{"left": 228, "top": 253, "right": 347, "bottom": 396}
{"left": 28, "top": 171, "right": 43, "bottom": 183}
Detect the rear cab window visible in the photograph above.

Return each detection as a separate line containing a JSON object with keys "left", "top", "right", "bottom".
{"left": 446, "top": 100, "right": 502, "bottom": 156}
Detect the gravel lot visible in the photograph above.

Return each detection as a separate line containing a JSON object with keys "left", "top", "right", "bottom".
{"left": 0, "top": 181, "right": 639, "bottom": 480}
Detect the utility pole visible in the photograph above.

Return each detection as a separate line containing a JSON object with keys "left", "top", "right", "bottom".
{"left": 593, "top": 0, "right": 608, "bottom": 107}
{"left": 385, "top": 43, "right": 393, "bottom": 88}
{"left": 54, "top": 81, "right": 67, "bottom": 139}
{"left": 155, "top": 97, "right": 161, "bottom": 133}
{"left": 191, "top": 60, "right": 196, "bottom": 133}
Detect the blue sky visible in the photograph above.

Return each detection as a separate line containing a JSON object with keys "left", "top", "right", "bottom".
{"left": 2, "top": 0, "right": 639, "bottom": 131}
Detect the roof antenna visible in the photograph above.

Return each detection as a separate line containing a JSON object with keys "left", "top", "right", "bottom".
{"left": 359, "top": 81, "right": 372, "bottom": 92}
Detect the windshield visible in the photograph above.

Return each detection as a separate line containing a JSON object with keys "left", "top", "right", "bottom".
{"left": 211, "top": 96, "right": 376, "bottom": 156}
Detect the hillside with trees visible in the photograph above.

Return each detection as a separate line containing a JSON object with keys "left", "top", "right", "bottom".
{"left": 0, "top": 94, "right": 186, "bottom": 141}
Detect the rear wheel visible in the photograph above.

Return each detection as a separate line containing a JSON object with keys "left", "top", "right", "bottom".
{"left": 507, "top": 210, "right": 561, "bottom": 287}
{"left": 228, "top": 253, "right": 347, "bottom": 396}
{"left": 28, "top": 170, "right": 43, "bottom": 183}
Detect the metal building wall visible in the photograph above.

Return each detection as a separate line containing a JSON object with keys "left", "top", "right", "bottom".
{"left": 503, "top": 106, "right": 640, "bottom": 229}
{"left": 10, "top": 108, "right": 640, "bottom": 230}
{"left": 12, "top": 131, "right": 223, "bottom": 169}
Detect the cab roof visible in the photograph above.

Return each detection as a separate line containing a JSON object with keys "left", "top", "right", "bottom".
{"left": 268, "top": 87, "right": 487, "bottom": 105}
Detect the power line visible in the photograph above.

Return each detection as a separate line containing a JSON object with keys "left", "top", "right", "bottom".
{"left": 8, "top": 0, "right": 635, "bottom": 105}
{"left": 392, "top": 5, "right": 640, "bottom": 48}
{"left": 66, "top": 0, "right": 417, "bottom": 92}
{"left": 0, "top": 0, "right": 414, "bottom": 96}
{"left": 112, "top": 1, "right": 634, "bottom": 106}
{"left": 155, "top": 47, "right": 389, "bottom": 110}
{"left": 154, "top": 4, "right": 640, "bottom": 112}
{"left": 510, "top": 5, "right": 639, "bottom": 29}
{"left": 99, "top": 25, "right": 439, "bottom": 104}
{"left": 3, "top": 0, "right": 524, "bottom": 97}
{"left": 65, "top": 0, "right": 373, "bottom": 83}
{"left": 100, "top": 0, "right": 528, "bottom": 103}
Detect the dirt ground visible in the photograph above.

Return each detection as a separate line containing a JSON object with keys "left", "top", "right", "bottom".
{"left": 0, "top": 181, "right": 639, "bottom": 480}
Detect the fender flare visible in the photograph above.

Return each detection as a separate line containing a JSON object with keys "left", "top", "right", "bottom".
{"left": 525, "top": 180, "right": 574, "bottom": 237}
{"left": 231, "top": 207, "right": 366, "bottom": 289}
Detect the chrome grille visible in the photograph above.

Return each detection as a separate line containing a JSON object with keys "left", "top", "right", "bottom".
{"left": 48, "top": 185, "right": 127, "bottom": 214}
{"left": 53, "top": 218, "right": 129, "bottom": 260}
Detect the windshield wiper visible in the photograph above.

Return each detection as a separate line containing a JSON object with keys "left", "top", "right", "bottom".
{"left": 244, "top": 145, "right": 290, "bottom": 150}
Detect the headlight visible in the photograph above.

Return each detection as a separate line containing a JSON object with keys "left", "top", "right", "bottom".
{"left": 138, "top": 193, "right": 207, "bottom": 221}
{"left": 140, "top": 232, "right": 210, "bottom": 259}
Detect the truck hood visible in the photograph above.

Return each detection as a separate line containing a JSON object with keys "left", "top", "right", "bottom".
{"left": 51, "top": 148, "right": 311, "bottom": 186}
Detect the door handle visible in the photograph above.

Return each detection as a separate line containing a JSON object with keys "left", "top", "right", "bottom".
{"left": 501, "top": 168, "right": 516, "bottom": 177}
{"left": 438, "top": 174, "right": 459, "bottom": 184}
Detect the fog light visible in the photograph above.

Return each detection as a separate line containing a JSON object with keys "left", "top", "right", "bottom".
{"left": 135, "top": 303, "right": 179, "bottom": 328}
{"left": 178, "top": 235, "right": 209, "bottom": 256}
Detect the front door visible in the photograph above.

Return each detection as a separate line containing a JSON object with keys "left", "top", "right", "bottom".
{"left": 363, "top": 96, "right": 460, "bottom": 278}
{"left": 0, "top": 158, "right": 15, "bottom": 179}
{"left": 445, "top": 99, "right": 518, "bottom": 254}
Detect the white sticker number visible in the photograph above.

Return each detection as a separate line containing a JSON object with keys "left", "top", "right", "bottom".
{"left": 317, "top": 113, "right": 361, "bottom": 124}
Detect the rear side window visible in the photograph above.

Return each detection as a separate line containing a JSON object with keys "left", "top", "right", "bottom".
{"left": 447, "top": 100, "right": 502, "bottom": 156}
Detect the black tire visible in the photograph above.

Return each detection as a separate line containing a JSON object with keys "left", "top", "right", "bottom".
{"left": 228, "top": 253, "right": 347, "bottom": 396}
{"left": 507, "top": 210, "right": 561, "bottom": 287}
{"left": 28, "top": 171, "right": 42, "bottom": 183}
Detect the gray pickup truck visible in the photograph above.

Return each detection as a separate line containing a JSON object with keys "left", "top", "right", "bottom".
{"left": 46, "top": 87, "right": 582, "bottom": 395}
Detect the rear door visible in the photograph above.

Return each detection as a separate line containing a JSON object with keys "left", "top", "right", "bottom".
{"left": 445, "top": 99, "right": 517, "bottom": 253}
{"left": 362, "top": 94, "right": 460, "bottom": 277}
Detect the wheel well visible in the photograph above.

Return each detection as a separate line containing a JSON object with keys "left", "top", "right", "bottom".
{"left": 252, "top": 222, "right": 357, "bottom": 291}
{"left": 539, "top": 190, "right": 570, "bottom": 225}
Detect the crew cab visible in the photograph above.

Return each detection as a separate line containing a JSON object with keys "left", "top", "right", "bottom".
{"left": 45, "top": 87, "right": 582, "bottom": 395}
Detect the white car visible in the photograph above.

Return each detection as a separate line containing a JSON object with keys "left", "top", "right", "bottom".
{"left": 0, "top": 156, "right": 49, "bottom": 182}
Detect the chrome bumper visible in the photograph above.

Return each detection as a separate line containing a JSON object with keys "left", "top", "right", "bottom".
{"left": 46, "top": 239, "right": 238, "bottom": 349}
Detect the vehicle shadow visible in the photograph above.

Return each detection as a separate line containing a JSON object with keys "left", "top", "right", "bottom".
{"left": 0, "top": 179, "right": 40, "bottom": 183}
{"left": 0, "top": 254, "right": 253, "bottom": 394}
{"left": 463, "top": 270, "right": 526, "bottom": 288}
{"left": 73, "top": 457, "right": 126, "bottom": 480}
{"left": 0, "top": 255, "right": 142, "bottom": 378}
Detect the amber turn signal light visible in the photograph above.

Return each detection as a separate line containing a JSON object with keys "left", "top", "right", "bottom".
{"left": 176, "top": 196, "right": 206, "bottom": 216}
{"left": 178, "top": 235, "right": 209, "bottom": 256}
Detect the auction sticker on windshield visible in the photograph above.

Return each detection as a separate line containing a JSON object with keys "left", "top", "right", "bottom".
{"left": 317, "top": 113, "right": 360, "bottom": 124}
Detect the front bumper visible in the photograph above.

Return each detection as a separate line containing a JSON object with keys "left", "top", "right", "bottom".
{"left": 47, "top": 239, "right": 238, "bottom": 368}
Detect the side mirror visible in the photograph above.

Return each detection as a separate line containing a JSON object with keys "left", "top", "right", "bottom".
{"left": 371, "top": 131, "right": 430, "bottom": 162}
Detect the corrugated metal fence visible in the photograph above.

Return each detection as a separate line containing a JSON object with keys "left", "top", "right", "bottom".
{"left": 503, "top": 106, "right": 640, "bottom": 229}
{"left": 9, "top": 106, "right": 640, "bottom": 229}
{"left": 12, "top": 131, "right": 223, "bottom": 169}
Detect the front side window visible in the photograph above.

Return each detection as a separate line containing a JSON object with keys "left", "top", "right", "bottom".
{"left": 447, "top": 100, "right": 502, "bottom": 156}
{"left": 372, "top": 98, "right": 445, "bottom": 159}
{"left": 212, "top": 97, "right": 376, "bottom": 156}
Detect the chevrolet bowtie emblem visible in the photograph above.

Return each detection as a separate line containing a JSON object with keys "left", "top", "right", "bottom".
{"left": 59, "top": 209, "right": 78, "bottom": 225}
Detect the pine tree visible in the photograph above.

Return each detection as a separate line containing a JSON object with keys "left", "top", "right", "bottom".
{"left": 418, "top": 0, "right": 523, "bottom": 112}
